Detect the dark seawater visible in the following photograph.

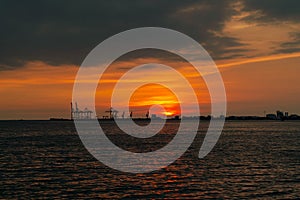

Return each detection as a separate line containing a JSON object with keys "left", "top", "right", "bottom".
{"left": 0, "top": 120, "right": 299, "bottom": 199}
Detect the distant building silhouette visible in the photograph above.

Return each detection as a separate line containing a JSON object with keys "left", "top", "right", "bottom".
{"left": 289, "top": 114, "right": 300, "bottom": 120}
{"left": 266, "top": 114, "right": 277, "bottom": 120}
{"left": 276, "top": 110, "right": 284, "bottom": 120}
{"left": 285, "top": 112, "right": 289, "bottom": 117}
{"left": 265, "top": 110, "right": 295, "bottom": 120}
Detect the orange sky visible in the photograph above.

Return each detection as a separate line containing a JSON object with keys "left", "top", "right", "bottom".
{"left": 128, "top": 84, "right": 181, "bottom": 118}
{"left": 0, "top": 52, "right": 299, "bottom": 119}
{"left": 1, "top": 1, "right": 300, "bottom": 119}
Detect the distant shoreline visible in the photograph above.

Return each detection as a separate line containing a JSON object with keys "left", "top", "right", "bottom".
{"left": 1, "top": 118, "right": 300, "bottom": 122}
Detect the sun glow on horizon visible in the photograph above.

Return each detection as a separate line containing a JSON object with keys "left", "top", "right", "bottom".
{"left": 162, "top": 111, "right": 176, "bottom": 116}
{"left": 128, "top": 84, "right": 181, "bottom": 117}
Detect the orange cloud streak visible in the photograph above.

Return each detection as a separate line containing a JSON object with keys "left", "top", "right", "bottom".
{"left": 218, "top": 52, "right": 300, "bottom": 68}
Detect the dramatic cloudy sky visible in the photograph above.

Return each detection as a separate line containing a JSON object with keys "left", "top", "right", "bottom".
{"left": 1, "top": 0, "right": 300, "bottom": 119}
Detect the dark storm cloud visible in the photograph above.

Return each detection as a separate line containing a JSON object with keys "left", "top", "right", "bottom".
{"left": 205, "top": 35, "right": 249, "bottom": 59}
{"left": 242, "top": 0, "right": 300, "bottom": 22}
{"left": 0, "top": 0, "right": 244, "bottom": 69}
{"left": 274, "top": 32, "right": 300, "bottom": 54}
{"left": 241, "top": 0, "right": 300, "bottom": 55}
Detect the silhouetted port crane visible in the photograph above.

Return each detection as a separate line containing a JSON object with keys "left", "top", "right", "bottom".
{"left": 105, "top": 107, "right": 113, "bottom": 119}
{"left": 105, "top": 107, "right": 119, "bottom": 119}
{"left": 112, "top": 109, "right": 119, "bottom": 119}
{"left": 71, "top": 102, "right": 93, "bottom": 119}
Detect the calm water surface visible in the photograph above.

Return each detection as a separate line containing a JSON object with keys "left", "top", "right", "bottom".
{"left": 0, "top": 120, "right": 299, "bottom": 199}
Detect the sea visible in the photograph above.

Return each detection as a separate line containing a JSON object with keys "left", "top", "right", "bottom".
{"left": 0, "top": 120, "right": 299, "bottom": 199}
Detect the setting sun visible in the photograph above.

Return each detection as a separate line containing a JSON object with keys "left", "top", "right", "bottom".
{"left": 162, "top": 111, "right": 175, "bottom": 116}
{"left": 129, "top": 83, "right": 180, "bottom": 118}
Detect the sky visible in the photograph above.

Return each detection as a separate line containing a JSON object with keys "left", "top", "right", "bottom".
{"left": 0, "top": 0, "right": 300, "bottom": 119}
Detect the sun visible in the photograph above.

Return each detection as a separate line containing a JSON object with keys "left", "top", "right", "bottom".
{"left": 163, "top": 111, "right": 175, "bottom": 116}
{"left": 129, "top": 83, "right": 180, "bottom": 117}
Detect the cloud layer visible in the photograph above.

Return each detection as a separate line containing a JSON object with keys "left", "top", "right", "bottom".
{"left": 0, "top": 0, "right": 241, "bottom": 68}
{"left": 1, "top": 0, "right": 300, "bottom": 69}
